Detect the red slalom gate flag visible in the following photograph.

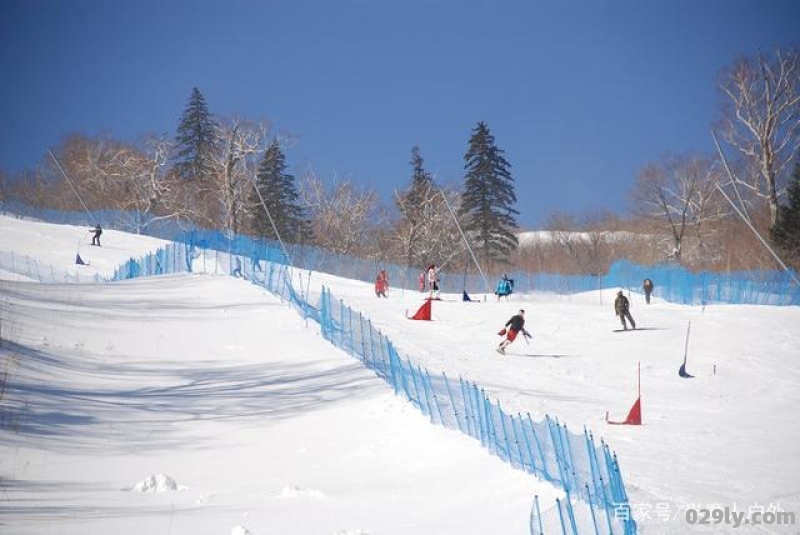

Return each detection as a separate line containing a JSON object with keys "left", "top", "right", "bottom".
{"left": 409, "top": 299, "right": 432, "bottom": 321}
{"left": 606, "top": 362, "right": 642, "bottom": 425}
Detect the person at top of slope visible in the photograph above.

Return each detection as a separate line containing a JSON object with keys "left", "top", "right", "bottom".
{"left": 375, "top": 269, "right": 388, "bottom": 298}
{"left": 494, "top": 273, "right": 514, "bottom": 301}
{"left": 91, "top": 223, "right": 102, "bottom": 246}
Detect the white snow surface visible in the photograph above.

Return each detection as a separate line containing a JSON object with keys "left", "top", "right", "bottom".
{"left": 1, "top": 214, "right": 799, "bottom": 534}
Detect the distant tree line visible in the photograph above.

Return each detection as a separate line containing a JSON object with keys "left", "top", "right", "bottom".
{"left": 1, "top": 47, "right": 798, "bottom": 274}
{"left": 1, "top": 88, "right": 520, "bottom": 275}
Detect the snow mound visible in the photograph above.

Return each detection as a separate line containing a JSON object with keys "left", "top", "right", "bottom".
{"left": 131, "top": 474, "right": 186, "bottom": 493}
{"left": 279, "top": 485, "right": 325, "bottom": 499}
{"left": 332, "top": 530, "right": 371, "bottom": 535}
{"left": 231, "top": 526, "right": 252, "bottom": 535}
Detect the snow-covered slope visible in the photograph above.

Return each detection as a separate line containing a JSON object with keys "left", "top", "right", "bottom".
{"left": 2, "top": 214, "right": 799, "bottom": 534}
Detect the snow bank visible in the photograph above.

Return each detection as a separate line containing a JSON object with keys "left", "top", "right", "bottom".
{"left": 130, "top": 474, "right": 186, "bottom": 493}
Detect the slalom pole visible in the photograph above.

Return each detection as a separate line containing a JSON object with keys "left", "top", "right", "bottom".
{"left": 679, "top": 321, "right": 695, "bottom": 378}
{"left": 462, "top": 250, "right": 468, "bottom": 295}
{"left": 683, "top": 321, "right": 691, "bottom": 367}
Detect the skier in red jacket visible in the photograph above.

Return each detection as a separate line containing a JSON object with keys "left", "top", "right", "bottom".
{"left": 375, "top": 269, "right": 388, "bottom": 298}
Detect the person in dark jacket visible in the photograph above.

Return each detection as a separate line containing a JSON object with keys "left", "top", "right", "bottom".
{"left": 614, "top": 290, "right": 636, "bottom": 330}
{"left": 642, "top": 278, "right": 654, "bottom": 304}
{"left": 91, "top": 224, "right": 102, "bottom": 246}
{"left": 497, "top": 309, "right": 531, "bottom": 354}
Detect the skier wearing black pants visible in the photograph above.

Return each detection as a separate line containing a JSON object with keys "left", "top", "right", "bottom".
{"left": 614, "top": 290, "right": 636, "bottom": 330}
{"left": 91, "top": 224, "right": 102, "bottom": 246}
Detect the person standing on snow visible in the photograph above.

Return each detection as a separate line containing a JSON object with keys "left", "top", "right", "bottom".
{"left": 494, "top": 273, "right": 514, "bottom": 301}
{"left": 614, "top": 290, "right": 636, "bottom": 330}
{"left": 427, "top": 264, "right": 440, "bottom": 299}
{"left": 496, "top": 309, "right": 530, "bottom": 355}
{"left": 91, "top": 223, "right": 102, "bottom": 246}
{"left": 375, "top": 269, "right": 388, "bottom": 298}
{"left": 642, "top": 278, "right": 654, "bottom": 304}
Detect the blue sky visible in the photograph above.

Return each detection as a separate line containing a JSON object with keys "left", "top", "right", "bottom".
{"left": 1, "top": 0, "right": 798, "bottom": 229}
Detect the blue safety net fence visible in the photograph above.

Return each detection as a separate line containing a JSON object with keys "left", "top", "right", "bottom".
{"left": 2, "top": 203, "right": 797, "bottom": 305}
{"left": 90, "top": 229, "right": 635, "bottom": 534}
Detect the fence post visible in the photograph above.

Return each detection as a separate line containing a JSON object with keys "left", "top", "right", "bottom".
{"left": 473, "top": 383, "right": 486, "bottom": 447}
{"left": 408, "top": 359, "right": 424, "bottom": 414}
{"left": 531, "top": 494, "right": 544, "bottom": 535}
{"left": 586, "top": 483, "right": 601, "bottom": 535}
{"left": 417, "top": 365, "right": 434, "bottom": 422}
{"left": 547, "top": 415, "right": 570, "bottom": 489}
{"left": 443, "top": 372, "right": 463, "bottom": 433}
{"left": 510, "top": 414, "right": 528, "bottom": 472}
{"left": 497, "top": 402, "right": 513, "bottom": 463}
{"left": 556, "top": 498, "right": 568, "bottom": 535}
{"left": 527, "top": 413, "right": 550, "bottom": 481}
{"left": 482, "top": 391, "right": 496, "bottom": 455}
{"left": 424, "top": 370, "right": 444, "bottom": 426}
{"left": 460, "top": 378, "right": 475, "bottom": 438}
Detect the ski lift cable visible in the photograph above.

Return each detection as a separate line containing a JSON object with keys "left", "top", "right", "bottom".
{"left": 711, "top": 130, "right": 800, "bottom": 286}
{"left": 439, "top": 190, "right": 491, "bottom": 294}
{"left": 48, "top": 149, "right": 97, "bottom": 226}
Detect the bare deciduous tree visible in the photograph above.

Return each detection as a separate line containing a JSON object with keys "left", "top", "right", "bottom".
{"left": 112, "top": 135, "right": 187, "bottom": 233}
{"left": 393, "top": 181, "right": 463, "bottom": 269}
{"left": 543, "top": 211, "right": 616, "bottom": 274}
{"left": 631, "top": 154, "right": 727, "bottom": 262}
{"left": 45, "top": 133, "right": 186, "bottom": 232}
{"left": 717, "top": 47, "right": 800, "bottom": 228}
{"left": 299, "top": 171, "right": 380, "bottom": 257}
{"left": 202, "top": 117, "right": 271, "bottom": 233}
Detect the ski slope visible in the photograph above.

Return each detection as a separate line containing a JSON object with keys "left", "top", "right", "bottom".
{"left": 1, "top": 214, "right": 799, "bottom": 534}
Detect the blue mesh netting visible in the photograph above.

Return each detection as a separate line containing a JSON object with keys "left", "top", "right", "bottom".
{"left": 3, "top": 202, "right": 797, "bottom": 306}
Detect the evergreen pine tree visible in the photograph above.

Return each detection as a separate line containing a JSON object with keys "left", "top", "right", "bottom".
{"left": 396, "top": 146, "right": 438, "bottom": 266}
{"left": 772, "top": 159, "right": 800, "bottom": 266}
{"left": 406, "top": 145, "right": 434, "bottom": 212}
{"left": 251, "top": 141, "right": 312, "bottom": 244}
{"left": 174, "top": 87, "right": 217, "bottom": 181}
{"left": 458, "top": 121, "right": 519, "bottom": 266}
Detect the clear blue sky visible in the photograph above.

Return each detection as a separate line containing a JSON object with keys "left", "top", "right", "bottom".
{"left": 1, "top": 0, "right": 798, "bottom": 228}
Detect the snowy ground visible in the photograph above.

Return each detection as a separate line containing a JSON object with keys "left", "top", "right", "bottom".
{"left": 1, "top": 214, "right": 799, "bottom": 534}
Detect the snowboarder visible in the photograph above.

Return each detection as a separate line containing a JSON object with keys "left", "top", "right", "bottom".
{"left": 375, "top": 269, "right": 388, "bottom": 298}
{"left": 494, "top": 274, "right": 514, "bottom": 301}
{"left": 427, "top": 264, "right": 440, "bottom": 299}
{"left": 614, "top": 290, "right": 636, "bottom": 330}
{"left": 496, "top": 309, "right": 531, "bottom": 355}
{"left": 642, "top": 278, "right": 654, "bottom": 304}
{"left": 91, "top": 223, "right": 102, "bottom": 246}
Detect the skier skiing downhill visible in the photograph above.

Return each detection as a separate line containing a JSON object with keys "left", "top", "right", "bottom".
{"left": 614, "top": 290, "right": 636, "bottom": 330}
{"left": 496, "top": 309, "right": 531, "bottom": 355}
